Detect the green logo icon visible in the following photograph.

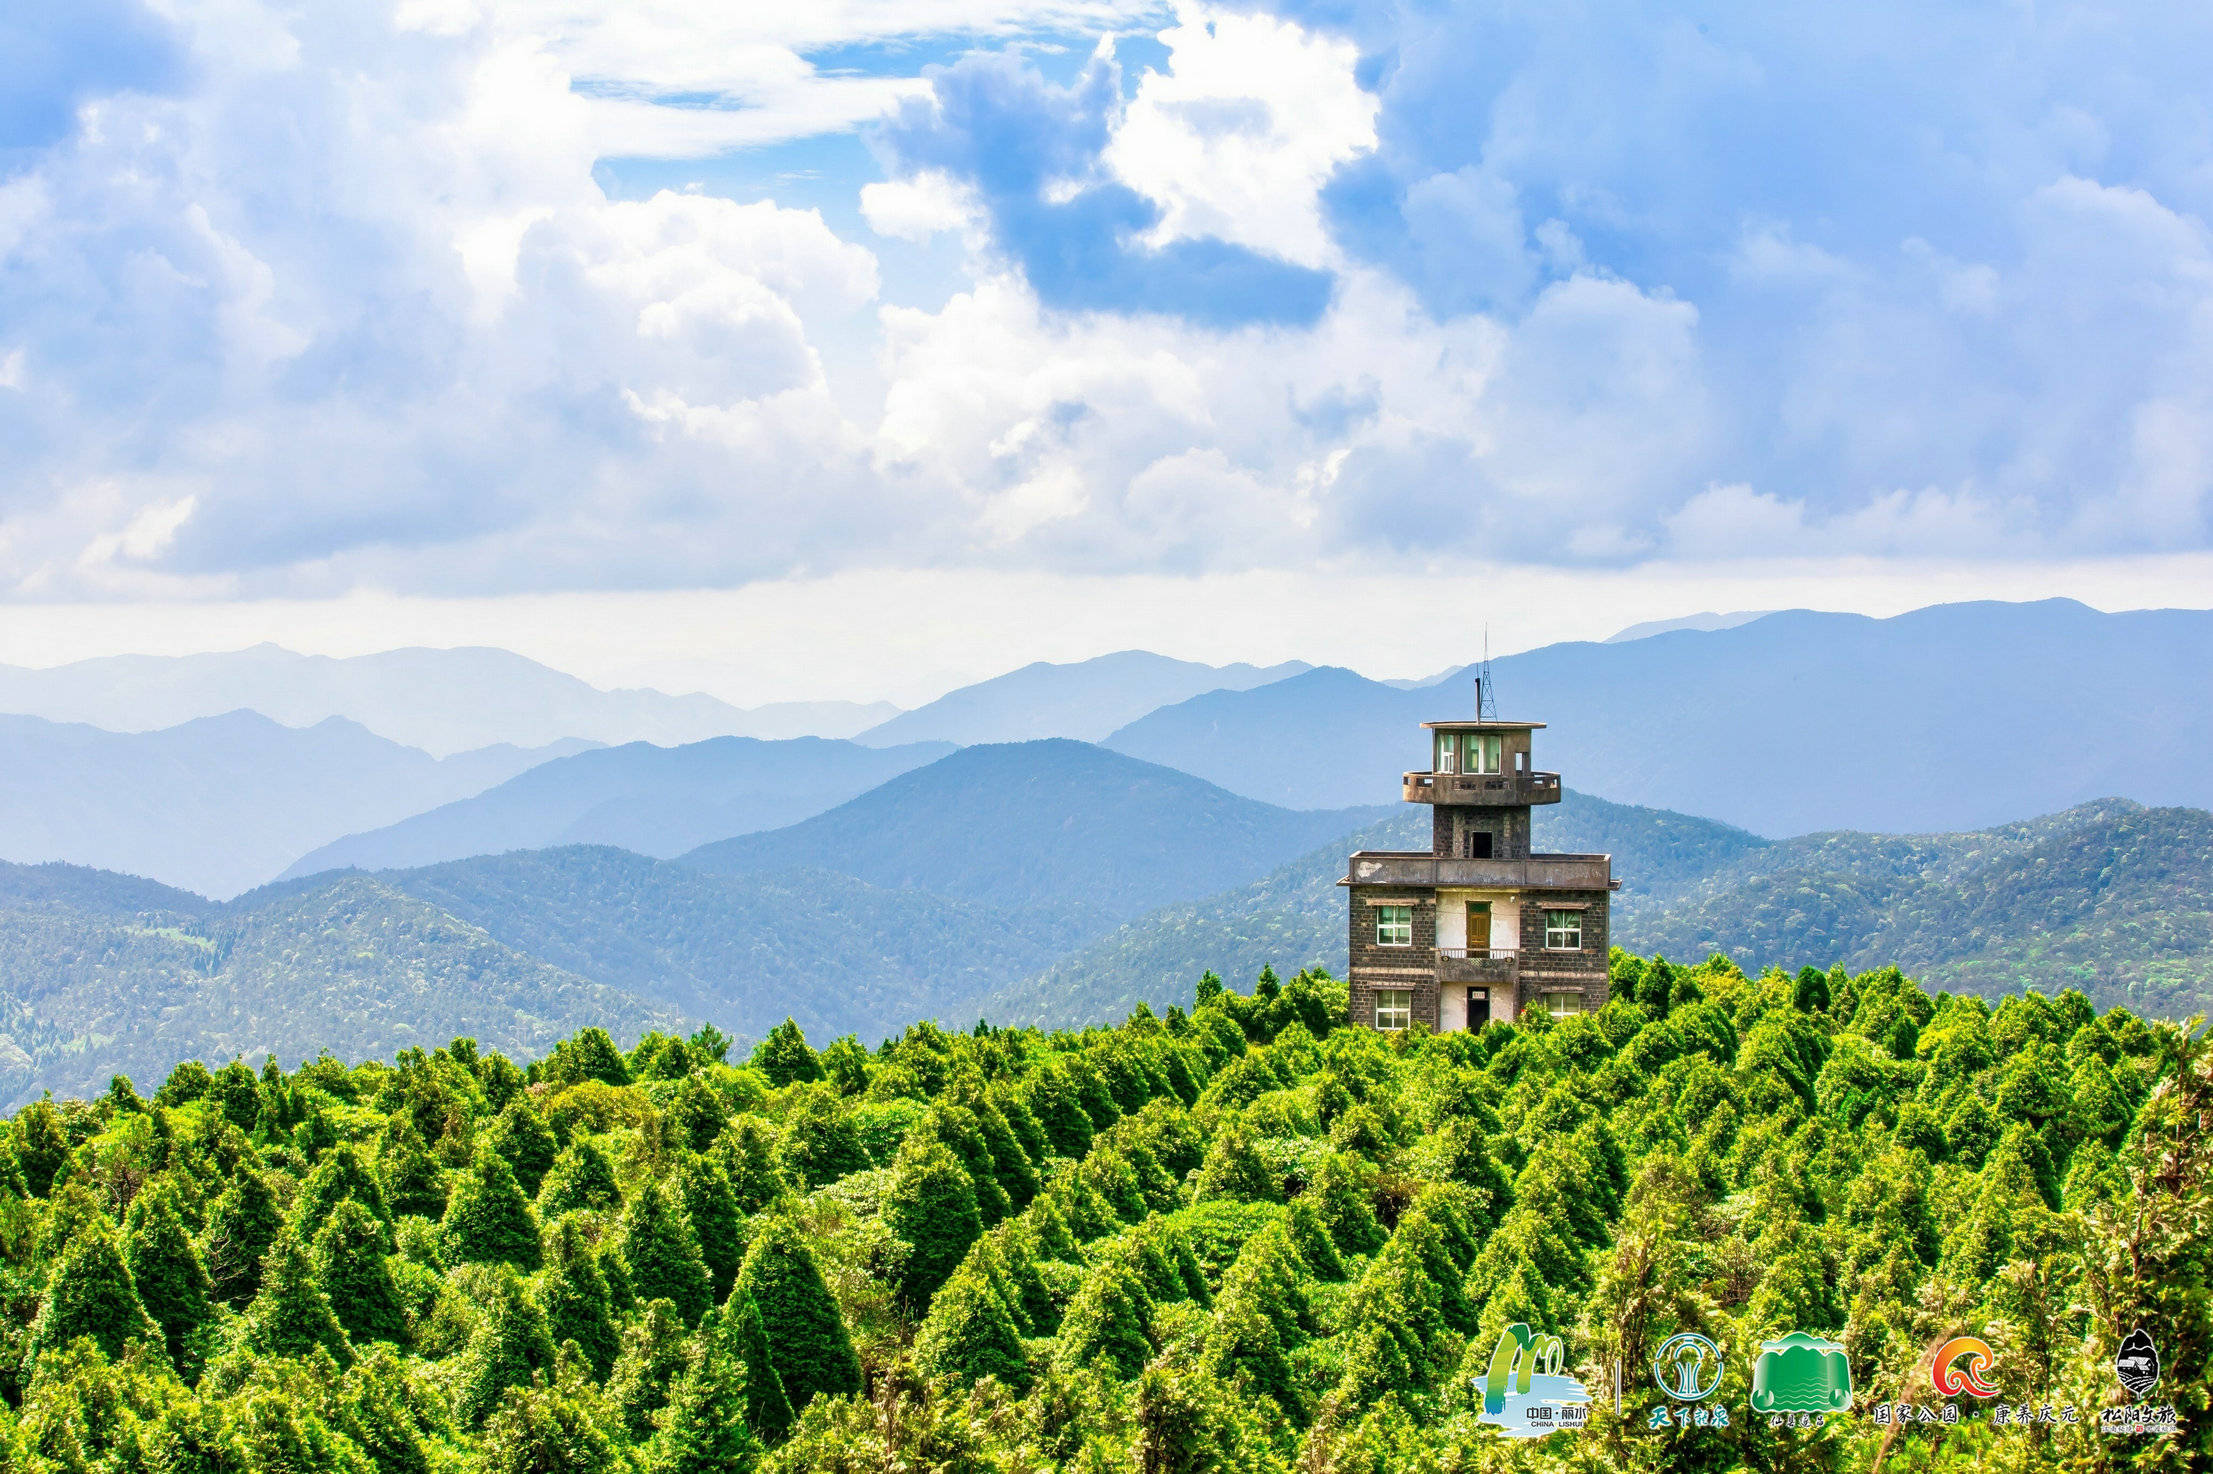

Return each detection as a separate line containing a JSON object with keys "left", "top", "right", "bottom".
{"left": 1750, "top": 1332, "right": 1853, "bottom": 1414}
{"left": 1477, "top": 1323, "right": 1590, "bottom": 1438}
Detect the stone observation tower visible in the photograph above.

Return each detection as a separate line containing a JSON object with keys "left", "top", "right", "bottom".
{"left": 1341, "top": 695, "right": 1617, "bottom": 1032}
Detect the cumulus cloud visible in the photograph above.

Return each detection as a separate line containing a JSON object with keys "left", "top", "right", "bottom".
{"left": 3, "top": 0, "right": 2213, "bottom": 601}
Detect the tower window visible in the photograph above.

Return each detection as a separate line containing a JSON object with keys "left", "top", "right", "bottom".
{"left": 1374, "top": 989, "right": 1412, "bottom": 1031}
{"left": 1466, "top": 830, "right": 1494, "bottom": 859}
{"left": 1543, "top": 910, "right": 1583, "bottom": 950}
{"left": 1374, "top": 905, "right": 1413, "bottom": 947}
{"left": 1539, "top": 991, "right": 1583, "bottom": 1018}
{"left": 1434, "top": 732, "right": 1504, "bottom": 774}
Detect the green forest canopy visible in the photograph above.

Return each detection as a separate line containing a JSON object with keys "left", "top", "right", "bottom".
{"left": 0, "top": 952, "right": 2206, "bottom": 1473}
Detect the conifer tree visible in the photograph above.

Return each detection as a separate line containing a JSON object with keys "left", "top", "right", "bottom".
{"left": 648, "top": 1307, "right": 764, "bottom": 1474}
{"left": 886, "top": 1138, "right": 983, "bottom": 1310}
{"left": 732, "top": 1216, "right": 862, "bottom": 1411}
{"left": 1285, "top": 1198, "right": 1347, "bottom": 1282}
{"left": 246, "top": 1232, "right": 353, "bottom": 1364}
{"left": 30, "top": 1217, "right": 160, "bottom": 1363}
{"left": 750, "top": 1019, "right": 824, "bottom": 1088}
{"left": 15, "top": 1100, "right": 67, "bottom": 1197}
{"left": 204, "top": 1161, "right": 284, "bottom": 1306}
{"left": 444, "top": 1146, "right": 543, "bottom": 1270}
{"left": 618, "top": 1179, "right": 712, "bottom": 1325}
{"left": 485, "top": 1098, "right": 559, "bottom": 1198}
{"left": 546, "top": 1027, "right": 632, "bottom": 1087}
{"left": 673, "top": 1154, "right": 745, "bottom": 1304}
{"left": 383, "top": 1126, "right": 449, "bottom": 1219}
{"left": 537, "top": 1136, "right": 623, "bottom": 1220}
{"left": 713, "top": 1118, "right": 788, "bottom": 1215}
{"left": 611, "top": 1299, "right": 692, "bottom": 1439}
{"left": 776, "top": 1086, "right": 868, "bottom": 1189}
{"left": 457, "top": 1268, "right": 558, "bottom": 1425}
{"left": 915, "top": 1258, "right": 1031, "bottom": 1390}
{"left": 539, "top": 1214, "right": 621, "bottom": 1380}
{"left": 123, "top": 1181, "right": 213, "bottom": 1363}
{"left": 1057, "top": 1258, "right": 1152, "bottom": 1378}
{"left": 1193, "top": 1116, "right": 1278, "bottom": 1203}
{"left": 725, "top": 1290, "right": 794, "bottom": 1444}
{"left": 314, "top": 1199, "right": 408, "bottom": 1347}
{"left": 477, "top": 1374, "right": 622, "bottom": 1474}
{"left": 666, "top": 1074, "right": 728, "bottom": 1156}
{"left": 294, "top": 1143, "right": 392, "bottom": 1245}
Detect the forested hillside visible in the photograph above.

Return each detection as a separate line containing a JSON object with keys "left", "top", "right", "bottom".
{"left": 1013, "top": 797, "right": 2213, "bottom": 1029}
{"left": 0, "top": 862, "right": 680, "bottom": 1106}
{"left": 985, "top": 790, "right": 1770, "bottom": 1028}
{"left": 0, "top": 957, "right": 2203, "bottom": 1472}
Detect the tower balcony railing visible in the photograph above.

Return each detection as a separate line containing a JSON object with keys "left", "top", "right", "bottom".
{"left": 1437, "top": 948, "right": 1519, "bottom": 984}
{"left": 1344, "top": 851, "right": 1614, "bottom": 891}
{"left": 1402, "top": 769, "right": 1563, "bottom": 806}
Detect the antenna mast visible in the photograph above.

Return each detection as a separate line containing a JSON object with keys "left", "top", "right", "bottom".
{"left": 1475, "top": 628, "right": 1498, "bottom": 720}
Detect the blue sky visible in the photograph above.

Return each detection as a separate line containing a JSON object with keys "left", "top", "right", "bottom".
{"left": 2, "top": 0, "right": 2211, "bottom": 700}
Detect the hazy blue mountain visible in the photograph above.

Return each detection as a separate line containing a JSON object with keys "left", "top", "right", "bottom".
{"left": 0, "top": 711, "right": 584, "bottom": 899}
{"left": 987, "top": 789, "right": 1768, "bottom": 1026}
{"left": 0, "top": 861, "right": 680, "bottom": 1106}
{"left": 854, "top": 650, "right": 1309, "bottom": 747}
{"left": 1104, "top": 599, "right": 2213, "bottom": 835}
{"left": 683, "top": 739, "right": 1386, "bottom": 933}
{"left": 0, "top": 643, "right": 896, "bottom": 755}
{"left": 1620, "top": 800, "right": 2213, "bottom": 1017}
{"left": 282, "top": 735, "right": 956, "bottom": 878}
{"left": 1605, "top": 610, "right": 1774, "bottom": 642}
{"left": 366, "top": 847, "right": 1091, "bottom": 1047}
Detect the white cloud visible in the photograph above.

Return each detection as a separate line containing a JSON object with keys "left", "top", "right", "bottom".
{"left": 1105, "top": 5, "right": 1375, "bottom": 268}
{"left": 861, "top": 172, "right": 977, "bottom": 242}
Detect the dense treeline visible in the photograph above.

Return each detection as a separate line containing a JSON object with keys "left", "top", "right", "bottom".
{"left": 0, "top": 952, "right": 2206, "bottom": 1472}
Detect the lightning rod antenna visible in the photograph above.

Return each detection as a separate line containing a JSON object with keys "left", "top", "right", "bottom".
{"left": 1475, "top": 628, "right": 1498, "bottom": 720}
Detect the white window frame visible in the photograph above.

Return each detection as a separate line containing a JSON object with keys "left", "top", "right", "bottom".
{"left": 1374, "top": 989, "right": 1413, "bottom": 1031}
{"left": 1539, "top": 991, "right": 1583, "bottom": 1019}
{"left": 1471, "top": 734, "right": 1503, "bottom": 774}
{"left": 1374, "top": 905, "right": 1414, "bottom": 947}
{"left": 1543, "top": 909, "right": 1582, "bottom": 950}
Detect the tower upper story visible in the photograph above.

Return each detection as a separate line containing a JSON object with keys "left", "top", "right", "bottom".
{"left": 1402, "top": 720, "right": 1562, "bottom": 810}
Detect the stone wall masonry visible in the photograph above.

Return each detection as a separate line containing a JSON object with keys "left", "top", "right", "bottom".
{"left": 1347, "top": 890, "right": 1438, "bottom": 1030}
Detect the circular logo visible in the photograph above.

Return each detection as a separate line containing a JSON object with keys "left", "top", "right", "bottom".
{"left": 1932, "top": 1337, "right": 1998, "bottom": 1398}
{"left": 1653, "top": 1333, "right": 1724, "bottom": 1402}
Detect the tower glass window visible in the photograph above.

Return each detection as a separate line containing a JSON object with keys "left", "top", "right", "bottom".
{"left": 1374, "top": 905, "right": 1413, "bottom": 946}
{"left": 1539, "top": 991, "right": 1583, "bottom": 1018}
{"left": 1543, "top": 909, "right": 1582, "bottom": 950}
{"left": 1374, "top": 989, "right": 1412, "bottom": 1030}
{"left": 1436, "top": 732, "right": 1504, "bottom": 774}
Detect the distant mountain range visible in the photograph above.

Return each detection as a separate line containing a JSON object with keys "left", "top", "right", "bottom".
{"left": 998, "top": 793, "right": 2213, "bottom": 1030}
{"left": 985, "top": 789, "right": 1769, "bottom": 1026}
{"left": 6, "top": 753, "right": 2208, "bottom": 1103}
{"left": 282, "top": 735, "right": 956, "bottom": 877}
{"left": 0, "top": 644, "right": 896, "bottom": 755}
{"left": 854, "top": 650, "right": 1311, "bottom": 747}
{"left": 0, "top": 861, "right": 679, "bottom": 1105}
{"left": 0, "top": 741, "right": 1381, "bottom": 1102}
{"left": 1104, "top": 600, "right": 2213, "bottom": 835}
{"left": 0, "top": 711, "right": 589, "bottom": 899}
{"left": 684, "top": 740, "right": 1382, "bottom": 934}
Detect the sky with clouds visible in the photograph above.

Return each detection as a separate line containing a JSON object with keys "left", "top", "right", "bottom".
{"left": 3, "top": 0, "right": 2212, "bottom": 700}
